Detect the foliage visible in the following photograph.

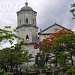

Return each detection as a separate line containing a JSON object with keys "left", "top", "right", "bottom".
{"left": 64, "top": 66, "right": 75, "bottom": 75}
{"left": 0, "top": 43, "right": 33, "bottom": 68}
{"left": 62, "top": 65, "right": 71, "bottom": 73}
{"left": 34, "top": 65, "right": 48, "bottom": 71}
{"left": 0, "top": 26, "right": 23, "bottom": 45}
{"left": 40, "top": 28, "right": 74, "bottom": 67}
{"left": 57, "top": 52, "right": 70, "bottom": 66}
{"left": 54, "top": 34, "right": 75, "bottom": 53}
{"left": 53, "top": 34, "right": 75, "bottom": 66}
{"left": 3, "top": 72, "right": 13, "bottom": 75}
{"left": 0, "top": 26, "right": 33, "bottom": 69}
{"left": 0, "top": 71, "right": 4, "bottom": 74}
{"left": 70, "top": 3, "right": 75, "bottom": 19}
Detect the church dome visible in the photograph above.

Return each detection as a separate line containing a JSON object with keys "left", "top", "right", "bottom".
{"left": 21, "top": 2, "right": 33, "bottom": 11}
{"left": 21, "top": 6, "right": 33, "bottom": 11}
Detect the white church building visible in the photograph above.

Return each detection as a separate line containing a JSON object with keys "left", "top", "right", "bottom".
{"left": 16, "top": 1, "right": 72, "bottom": 57}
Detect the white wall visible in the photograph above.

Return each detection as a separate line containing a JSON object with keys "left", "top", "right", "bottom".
{"left": 39, "top": 25, "right": 64, "bottom": 42}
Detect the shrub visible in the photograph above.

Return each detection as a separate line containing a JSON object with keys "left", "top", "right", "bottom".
{"left": 3, "top": 72, "right": 13, "bottom": 75}
{"left": 64, "top": 66, "right": 75, "bottom": 75}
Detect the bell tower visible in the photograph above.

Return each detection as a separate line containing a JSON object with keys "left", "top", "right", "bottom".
{"left": 16, "top": 1, "right": 38, "bottom": 43}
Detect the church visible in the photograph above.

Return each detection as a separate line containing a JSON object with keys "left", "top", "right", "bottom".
{"left": 16, "top": 1, "right": 72, "bottom": 57}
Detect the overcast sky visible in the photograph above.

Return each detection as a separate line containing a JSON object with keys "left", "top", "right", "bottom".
{"left": 0, "top": 0, "right": 75, "bottom": 31}
{"left": 0, "top": 0, "right": 75, "bottom": 48}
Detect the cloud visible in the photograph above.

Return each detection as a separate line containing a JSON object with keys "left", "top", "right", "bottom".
{"left": 0, "top": 40, "right": 17, "bottom": 49}
{"left": 0, "top": 0, "right": 74, "bottom": 31}
{"left": 36, "top": 0, "right": 74, "bottom": 30}
{"left": 0, "top": 0, "right": 75, "bottom": 48}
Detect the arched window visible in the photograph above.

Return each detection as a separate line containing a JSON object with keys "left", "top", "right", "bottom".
{"left": 26, "top": 35, "right": 29, "bottom": 41}
{"left": 26, "top": 18, "right": 28, "bottom": 24}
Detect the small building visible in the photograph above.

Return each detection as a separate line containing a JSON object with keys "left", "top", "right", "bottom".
{"left": 38, "top": 23, "right": 73, "bottom": 42}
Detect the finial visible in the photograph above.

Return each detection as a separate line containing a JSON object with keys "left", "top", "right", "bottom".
{"left": 54, "top": 20, "right": 57, "bottom": 24}
{"left": 25, "top": 0, "right": 28, "bottom": 6}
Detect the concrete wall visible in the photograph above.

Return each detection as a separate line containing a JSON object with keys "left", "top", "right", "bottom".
{"left": 17, "top": 11, "right": 37, "bottom": 26}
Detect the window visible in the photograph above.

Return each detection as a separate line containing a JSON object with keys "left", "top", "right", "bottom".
{"left": 26, "top": 35, "right": 29, "bottom": 41}
{"left": 33, "top": 19, "right": 34, "bottom": 24}
{"left": 26, "top": 18, "right": 28, "bottom": 24}
{"left": 20, "top": 19, "right": 21, "bottom": 25}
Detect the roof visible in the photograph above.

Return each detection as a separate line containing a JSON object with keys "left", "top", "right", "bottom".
{"left": 21, "top": 6, "right": 33, "bottom": 11}
{"left": 20, "top": 2, "right": 33, "bottom": 11}
{"left": 16, "top": 24, "right": 38, "bottom": 29}
{"left": 17, "top": 2, "right": 37, "bottom": 14}
{"left": 38, "top": 23, "right": 73, "bottom": 34}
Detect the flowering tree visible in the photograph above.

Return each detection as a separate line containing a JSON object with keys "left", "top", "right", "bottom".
{"left": 40, "top": 28, "right": 73, "bottom": 67}
{"left": 40, "top": 28, "right": 73, "bottom": 52}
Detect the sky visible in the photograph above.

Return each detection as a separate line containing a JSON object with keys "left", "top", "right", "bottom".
{"left": 0, "top": 0, "right": 75, "bottom": 48}
{"left": 0, "top": 0, "right": 75, "bottom": 30}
